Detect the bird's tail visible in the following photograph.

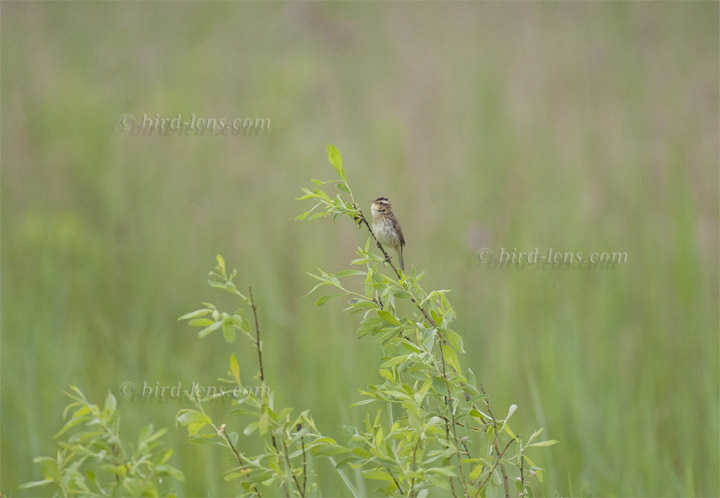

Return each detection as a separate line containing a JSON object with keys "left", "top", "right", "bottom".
{"left": 398, "top": 247, "right": 405, "bottom": 272}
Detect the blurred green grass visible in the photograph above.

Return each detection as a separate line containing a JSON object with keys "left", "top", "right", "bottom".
{"left": 1, "top": 2, "right": 718, "bottom": 497}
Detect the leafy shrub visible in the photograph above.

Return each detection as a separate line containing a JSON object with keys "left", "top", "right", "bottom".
{"left": 25, "top": 145, "right": 555, "bottom": 498}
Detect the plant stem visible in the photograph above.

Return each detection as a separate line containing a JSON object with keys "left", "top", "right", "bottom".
{"left": 220, "top": 425, "right": 249, "bottom": 474}
{"left": 282, "top": 439, "right": 305, "bottom": 497}
{"left": 249, "top": 286, "right": 265, "bottom": 383}
{"left": 409, "top": 436, "right": 422, "bottom": 497}
{"left": 474, "top": 436, "right": 515, "bottom": 492}
{"left": 480, "top": 385, "right": 511, "bottom": 498}
{"left": 301, "top": 434, "right": 307, "bottom": 496}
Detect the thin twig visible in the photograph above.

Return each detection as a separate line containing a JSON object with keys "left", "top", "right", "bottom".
{"left": 270, "top": 434, "right": 289, "bottom": 498}
{"left": 474, "top": 436, "right": 516, "bottom": 491}
{"left": 249, "top": 286, "right": 265, "bottom": 382}
{"left": 520, "top": 449, "right": 525, "bottom": 494}
{"left": 443, "top": 421, "right": 459, "bottom": 498}
{"left": 409, "top": 436, "right": 422, "bottom": 497}
{"left": 220, "top": 424, "right": 248, "bottom": 471}
{"left": 460, "top": 437, "right": 472, "bottom": 460}
{"left": 385, "top": 466, "right": 404, "bottom": 495}
{"left": 480, "top": 385, "right": 511, "bottom": 498}
{"left": 220, "top": 425, "right": 261, "bottom": 497}
{"left": 282, "top": 439, "right": 305, "bottom": 497}
{"left": 436, "top": 346, "right": 470, "bottom": 494}
{"left": 301, "top": 433, "right": 308, "bottom": 496}
{"left": 245, "top": 288, "right": 276, "bottom": 497}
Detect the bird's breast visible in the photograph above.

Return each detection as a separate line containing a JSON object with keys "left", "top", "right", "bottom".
{"left": 372, "top": 220, "right": 396, "bottom": 246}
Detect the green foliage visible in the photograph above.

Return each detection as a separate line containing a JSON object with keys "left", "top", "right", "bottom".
{"left": 295, "top": 145, "right": 557, "bottom": 496}
{"left": 21, "top": 386, "right": 183, "bottom": 497}
{"left": 21, "top": 145, "right": 556, "bottom": 498}
{"left": 172, "top": 145, "right": 556, "bottom": 497}
{"left": 177, "top": 256, "right": 334, "bottom": 497}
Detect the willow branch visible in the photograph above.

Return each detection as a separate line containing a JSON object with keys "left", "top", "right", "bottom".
{"left": 356, "top": 206, "right": 469, "bottom": 493}
{"left": 282, "top": 439, "right": 305, "bottom": 497}
{"left": 249, "top": 287, "right": 265, "bottom": 383}
{"left": 474, "top": 436, "right": 516, "bottom": 491}
{"left": 219, "top": 425, "right": 261, "bottom": 497}
{"left": 480, "top": 385, "right": 511, "bottom": 498}
{"left": 409, "top": 436, "right": 422, "bottom": 497}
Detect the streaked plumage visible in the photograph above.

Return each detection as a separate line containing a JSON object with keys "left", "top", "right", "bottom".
{"left": 370, "top": 196, "right": 405, "bottom": 271}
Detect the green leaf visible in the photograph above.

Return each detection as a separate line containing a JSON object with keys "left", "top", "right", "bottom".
{"left": 222, "top": 320, "right": 236, "bottom": 343}
{"left": 216, "top": 254, "right": 226, "bottom": 272}
{"left": 351, "top": 447, "right": 372, "bottom": 459}
{"left": 362, "top": 468, "right": 393, "bottom": 481}
{"left": 428, "top": 467, "right": 458, "bottom": 477}
{"left": 142, "top": 427, "right": 167, "bottom": 446}
{"left": 224, "top": 469, "right": 252, "bottom": 481}
{"left": 441, "top": 344, "right": 462, "bottom": 375}
{"left": 470, "top": 408, "right": 488, "bottom": 422}
{"left": 54, "top": 415, "right": 89, "bottom": 439}
{"left": 505, "top": 404, "right": 518, "bottom": 422}
{"left": 350, "top": 398, "right": 377, "bottom": 407}
{"left": 504, "top": 424, "right": 516, "bottom": 439}
{"left": 229, "top": 353, "right": 241, "bottom": 384}
{"left": 243, "top": 421, "right": 259, "bottom": 436}
{"left": 377, "top": 310, "right": 401, "bottom": 326}
{"left": 104, "top": 391, "right": 117, "bottom": 414}
{"left": 176, "top": 409, "right": 211, "bottom": 433}
{"left": 308, "top": 211, "right": 328, "bottom": 220}
{"left": 178, "top": 309, "right": 212, "bottom": 321}
{"left": 469, "top": 464, "right": 484, "bottom": 481}
{"left": 101, "top": 463, "right": 128, "bottom": 476}
{"left": 326, "top": 144, "right": 346, "bottom": 181}
{"left": 197, "top": 321, "right": 222, "bottom": 338}
{"left": 297, "top": 186, "right": 315, "bottom": 198}
{"left": 380, "top": 354, "right": 411, "bottom": 368}
{"left": 18, "top": 480, "right": 54, "bottom": 490}
{"left": 315, "top": 293, "right": 344, "bottom": 306}
{"left": 335, "top": 269, "right": 366, "bottom": 278}
{"left": 378, "top": 369, "right": 395, "bottom": 381}
{"left": 447, "top": 330, "right": 465, "bottom": 353}
{"left": 528, "top": 439, "right": 559, "bottom": 448}
{"left": 346, "top": 299, "right": 378, "bottom": 313}
{"left": 296, "top": 202, "right": 324, "bottom": 221}
{"left": 188, "top": 318, "right": 214, "bottom": 327}
{"left": 527, "top": 428, "right": 543, "bottom": 443}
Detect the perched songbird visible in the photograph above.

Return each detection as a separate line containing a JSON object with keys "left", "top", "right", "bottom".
{"left": 370, "top": 196, "right": 405, "bottom": 271}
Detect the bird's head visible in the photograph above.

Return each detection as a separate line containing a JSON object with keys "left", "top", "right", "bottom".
{"left": 370, "top": 196, "right": 392, "bottom": 215}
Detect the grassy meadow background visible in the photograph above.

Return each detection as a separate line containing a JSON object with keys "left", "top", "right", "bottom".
{"left": 2, "top": 3, "right": 718, "bottom": 496}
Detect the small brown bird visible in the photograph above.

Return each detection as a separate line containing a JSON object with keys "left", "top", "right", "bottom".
{"left": 370, "top": 196, "right": 405, "bottom": 271}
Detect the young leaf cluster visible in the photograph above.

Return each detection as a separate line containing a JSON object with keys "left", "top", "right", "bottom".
{"left": 177, "top": 256, "right": 342, "bottom": 497}
{"left": 294, "top": 145, "right": 558, "bottom": 497}
{"left": 21, "top": 386, "right": 183, "bottom": 497}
